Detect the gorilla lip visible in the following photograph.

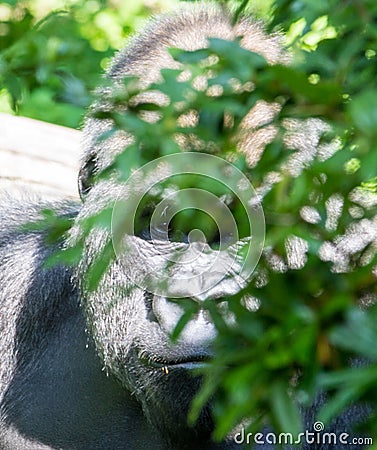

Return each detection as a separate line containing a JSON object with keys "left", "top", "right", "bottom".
{"left": 142, "top": 355, "right": 211, "bottom": 371}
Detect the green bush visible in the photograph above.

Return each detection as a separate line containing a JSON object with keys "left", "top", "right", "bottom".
{"left": 0, "top": 0, "right": 176, "bottom": 127}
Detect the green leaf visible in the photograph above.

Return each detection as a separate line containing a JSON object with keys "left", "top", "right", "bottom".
{"left": 348, "top": 90, "right": 377, "bottom": 136}
{"left": 169, "top": 47, "right": 209, "bottom": 64}
{"left": 170, "top": 299, "right": 199, "bottom": 341}
{"left": 45, "top": 245, "right": 82, "bottom": 268}
{"left": 4, "top": 74, "right": 22, "bottom": 110}
{"left": 330, "top": 308, "right": 377, "bottom": 361}
{"left": 270, "top": 381, "right": 302, "bottom": 436}
{"left": 86, "top": 241, "right": 115, "bottom": 291}
{"left": 318, "top": 384, "right": 363, "bottom": 425}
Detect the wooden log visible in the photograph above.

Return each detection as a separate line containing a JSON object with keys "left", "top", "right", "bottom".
{"left": 0, "top": 113, "right": 81, "bottom": 200}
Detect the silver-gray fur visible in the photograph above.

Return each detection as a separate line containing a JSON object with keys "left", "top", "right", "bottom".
{"left": 0, "top": 3, "right": 369, "bottom": 450}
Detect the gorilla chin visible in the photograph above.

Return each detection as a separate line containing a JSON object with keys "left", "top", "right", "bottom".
{"left": 128, "top": 352, "right": 215, "bottom": 447}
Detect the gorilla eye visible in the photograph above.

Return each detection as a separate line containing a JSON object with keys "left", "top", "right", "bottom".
{"left": 134, "top": 197, "right": 250, "bottom": 247}
{"left": 135, "top": 214, "right": 188, "bottom": 243}
{"left": 134, "top": 203, "right": 190, "bottom": 243}
{"left": 78, "top": 154, "right": 97, "bottom": 199}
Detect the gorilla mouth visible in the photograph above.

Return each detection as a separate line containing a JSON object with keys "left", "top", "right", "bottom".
{"left": 141, "top": 354, "right": 211, "bottom": 371}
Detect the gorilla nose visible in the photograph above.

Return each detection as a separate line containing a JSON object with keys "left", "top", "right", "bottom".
{"left": 152, "top": 296, "right": 217, "bottom": 346}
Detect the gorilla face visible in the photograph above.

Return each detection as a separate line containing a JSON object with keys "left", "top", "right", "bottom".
{"left": 77, "top": 217, "right": 245, "bottom": 442}
{"left": 74, "top": 148, "right": 258, "bottom": 444}
{"left": 73, "top": 3, "right": 277, "bottom": 444}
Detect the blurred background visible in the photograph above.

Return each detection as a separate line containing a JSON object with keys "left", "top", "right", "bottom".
{"left": 0, "top": 0, "right": 274, "bottom": 128}
{"left": 0, "top": 0, "right": 180, "bottom": 128}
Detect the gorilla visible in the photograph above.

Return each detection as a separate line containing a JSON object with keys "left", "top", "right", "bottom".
{"left": 0, "top": 3, "right": 370, "bottom": 450}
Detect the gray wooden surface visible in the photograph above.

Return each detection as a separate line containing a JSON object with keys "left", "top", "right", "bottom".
{"left": 0, "top": 113, "right": 81, "bottom": 200}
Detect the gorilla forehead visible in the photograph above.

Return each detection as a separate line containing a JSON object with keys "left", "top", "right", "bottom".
{"left": 109, "top": 3, "right": 285, "bottom": 81}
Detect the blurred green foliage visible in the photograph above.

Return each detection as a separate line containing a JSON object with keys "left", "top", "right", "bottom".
{"left": 0, "top": 0, "right": 178, "bottom": 127}
{"left": 3, "top": 0, "right": 377, "bottom": 445}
